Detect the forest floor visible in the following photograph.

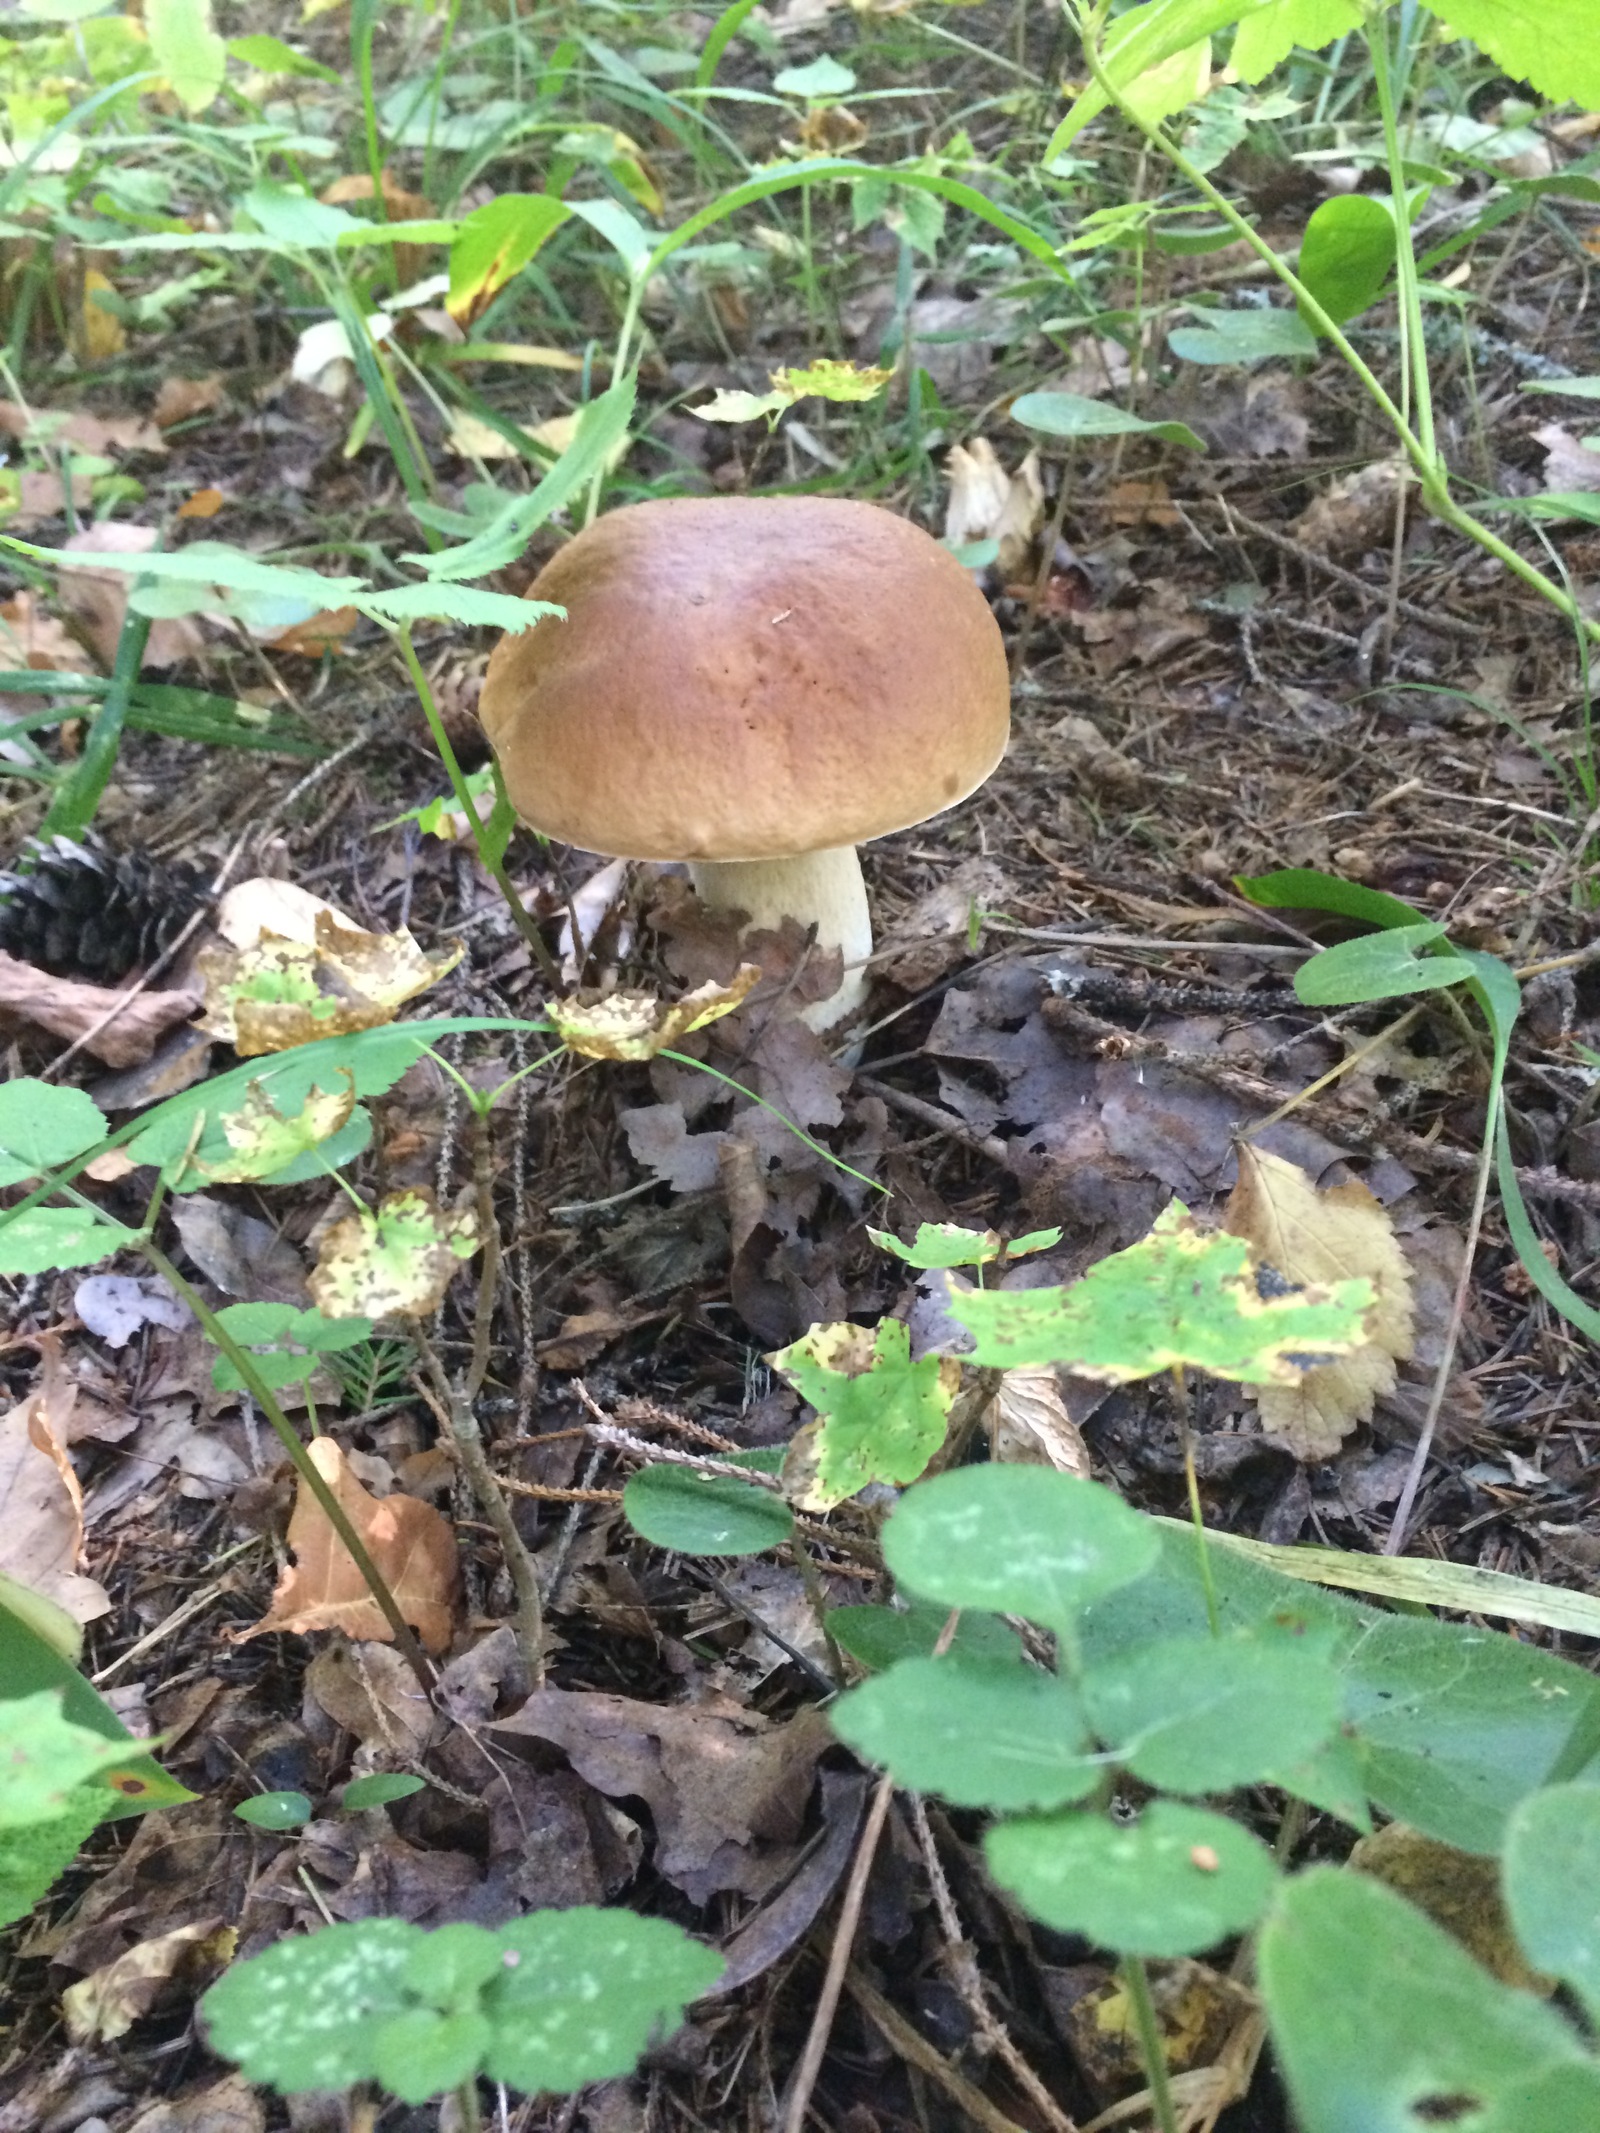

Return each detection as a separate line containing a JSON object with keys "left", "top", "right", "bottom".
{"left": 4, "top": 4, "right": 1600, "bottom": 2130}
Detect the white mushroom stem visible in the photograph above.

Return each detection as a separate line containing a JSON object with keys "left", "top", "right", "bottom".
{"left": 688, "top": 846, "right": 871, "bottom": 1033}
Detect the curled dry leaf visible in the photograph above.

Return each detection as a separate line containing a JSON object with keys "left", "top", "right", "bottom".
{"left": 0, "top": 1334, "right": 108, "bottom": 1623}
{"left": 944, "top": 436, "right": 1044, "bottom": 579}
{"left": 549, "top": 965, "right": 761, "bottom": 1060}
{"left": 308, "top": 1186, "right": 479, "bottom": 1321}
{"left": 236, "top": 1436, "right": 459, "bottom": 1653}
{"left": 197, "top": 912, "right": 461, "bottom": 1056}
{"left": 1223, "top": 1145, "right": 1414, "bottom": 1460}
{"left": 152, "top": 373, "right": 225, "bottom": 429}
{"left": 0, "top": 952, "right": 200, "bottom": 1067}
{"left": 62, "top": 1920, "right": 235, "bottom": 2044}
{"left": 987, "top": 1364, "right": 1092, "bottom": 1476}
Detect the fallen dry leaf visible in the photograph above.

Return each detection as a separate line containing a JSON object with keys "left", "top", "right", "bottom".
{"left": 1291, "top": 457, "right": 1406, "bottom": 556}
{"left": 176, "top": 487, "right": 225, "bottom": 521}
{"left": 76, "top": 266, "right": 125, "bottom": 363}
{"left": 197, "top": 910, "right": 460, "bottom": 1055}
{"left": 261, "top": 605, "right": 359, "bottom": 656}
{"left": 0, "top": 587, "right": 94, "bottom": 673}
{"left": 62, "top": 1920, "right": 234, "bottom": 2043}
{"left": 305, "top": 1638, "right": 441, "bottom": 1755}
{"left": 124, "top": 2073, "right": 264, "bottom": 2133}
{"left": 57, "top": 523, "right": 205, "bottom": 671}
{"left": 0, "top": 952, "right": 201, "bottom": 1067}
{"left": 309, "top": 1186, "right": 479, "bottom": 1320}
{"left": 236, "top": 1435, "right": 459, "bottom": 1653}
{"left": 152, "top": 373, "right": 225, "bottom": 428}
{"left": 0, "top": 467, "right": 95, "bottom": 532}
{"left": 988, "top": 1363, "right": 1091, "bottom": 1475}
{"left": 549, "top": 967, "right": 761, "bottom": 1060}
{"left": 0, "top": 401, "right": 163, "bottom": 458}
{"left": 944, "top": 437, "right": 1043, "bottom": 580}
{"left": 1224, "top": 1145, "right": 1414, "bottom": 1459}
{"left": 213, "top": 877, "right": 360, "bottom": 948}
{"left": 1350, "top": 1823, "right": 1549, "bottom": 1992}
{"left": 494, "top": 1690, "right": 831, "bottom": 1902}
{"left": 0, "top": 1334, "right": 108, "bottom": 1621}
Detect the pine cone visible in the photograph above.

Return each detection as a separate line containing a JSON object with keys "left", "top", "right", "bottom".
{"left": 0, "top": 835, "right": 208, "bottom": 982}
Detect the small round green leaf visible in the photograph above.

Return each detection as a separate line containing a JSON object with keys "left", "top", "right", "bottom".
{"left": 233, "top": 1791, "right": 313, "bottom": 1831}
{"left": 623, "top": 1463, "right": 794, "bottom": 1557}
{"left": 1083, "top": 1637, "right": 1341, "bottom": 1793}
{"left": 1504, "top": 1783, "right": 1600, "bottom": 2019}
{"left": 374, "top": 2008, "right": 491, "bottom": 2105}
{"left": 831, "top": 1657, "right": 1100, "bottom": 1811}
{"left": 1297, "top": 193, "right": 1397, "bottom": 329}
{"left": 482, "top": 1908, "right": 723, "bottom": 2094}
{"left": 883, "top": 1465, "right": 1159, "bottom": 1634}
{"left": 341, "top": 1773, "right": 426, "bottom": 1811}
{"left": 201, "top": 1919, "right": 419, "bottom": 2093}
{"left": 986, "top": 1802, "right": 1276, "bottom": 1957}
{"left": 826, "top": 1601, "right": 1021, "bottom": 1672}
{"left": 0, "top": 1080, "right": 108, "bottom": 1186}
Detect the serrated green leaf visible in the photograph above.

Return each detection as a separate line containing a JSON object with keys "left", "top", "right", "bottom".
{"left": 0, "top": 1207, "right": 129, "bottom": 1275}
{"left": 0, "top": 1081, "right": 108, "bottom": 1186}
{"left": 147, "top": 0, "right": 225, "bottom": 112}
{"left": 210, "top": 1304, "right": 374, "bottom": 1393}
{"left": 770, "top": 1319, "right": 955, "bottom": 1508}
{"left": 1083, "top": 1636, "right": 1341, "bottom": 1792}
{"left": 1431, "top": 0, "right": 1600, "bottom": 112}
{"left": 0, "top": 1784, "right": 106, "bottom": 1928}
{"left": 831, "top": 1656, "right": 1100, "bottom": 1811}
{"left": 482, "top": 1909, "right": 723, "bottom": 2093}
{"left": 1230, "top": 0, "right": 1361, "bottom": 82}
{"left": 0, "top": 1691, "right": 139, "bottom": 1828}
{"left": 948, "top": 1203, "right": 1370, "bottom": 1383}
{"left": 622, "top": 1463, "right": 794, "bottom": 1557}
{"left": 869, "top": 1221, "right": 1001, "bottom": 1269}
{"left": 1260, "top": 1867, "right": 1595, "bottom": 2133}
{"left": 360, "top": 587, "right": 561, "bottom": 630}
{"left": 883, "top": 1465, "right": 1158, "bottom": 1637}
{"left": 988, "top": 1800, "right": 1277, "bottom": 1957}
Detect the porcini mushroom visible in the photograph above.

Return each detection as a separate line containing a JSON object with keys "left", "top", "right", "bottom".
{"left": 478, "top": 495, "right": 1010, "bottom": 1031}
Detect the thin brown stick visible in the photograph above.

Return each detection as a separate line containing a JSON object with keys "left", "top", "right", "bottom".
{"left": 846, "top": 1967, "right": 1031, "bottom": 2133}
{"left": 780, "top": 1773, "right": 895, "bottom": 2133}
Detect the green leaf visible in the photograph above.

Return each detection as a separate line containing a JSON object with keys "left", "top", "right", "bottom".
{"left": 868, "top": 1221, "right": 1001, "bottom": 1269}
{"left": 1427, "top": 0, "right": 1600, "bottom": 112}
{"left": 1234, "top": 867, "right": 1423, "bottom": 930}
{"left": 2, "top": 536, "right": 366, "bottom": 612}
{"left": 375, "top": 2009, "right": 491, "bottom": 2105}
{"left": 342, "top": 1773, "right": 425, "bottom": 1811}
{"left": 1293, "top": 921, "right": 1474, "bottom": 1006}
{"left": 227, "top": 33, "right": 339, "bottom": 81}
{"left": 1343, "top": 1613, "right": 1600, "bottom": 1855}
{"left": 481, "top": 1909, "right": 724, "bottom": 2093}
{"left": 1259, "top": 1867, "right": 1596, "bottom": 2133}
{"left": 1230, "top": 0, "right": 1362, "bottom": 83}
{"left": 1011, "top": 389, "right": 1204, "bottom": 452}
{"left": 882, "top": 1465, "right": 1159, "bottom": 1638}
{"left": 361, "top": 587, "right": 560, "bottom": 631}
{"left": 0, "top": 1207, "right": 130, "bottom": 1275}
{"left": 773, "top": 55, "right": 855, "bottom": 97}
{"left": 1522, "top": 376, "right": 1600, "bottom": 400}
{"left": 622, "top": 1463, "right": 794, "bottom": 1557}
{"left": 210, "top": 1304, "right": 374, "bottom": 1393}
{"left": 831, "top": 1656, "right": 1100, "bottom": 1811}
{"left": 1048, "top": 0, "right": 1276, "bottom": 154}
{"left": 233, "top": 1790, "right": 313, "bottom": 1831}
{"left": 0, "top": 1785, "right": 106, "bottom": 1929}
{"left": 242, "top": 183, "right": 361, "bottom": 250}
{"left": 769, "top": 1319, "right": 956, "bottom": 1509}
{"left": 1503, "top": 1785, "right": 1600, "bottom": 2021}
{"left": 0, "top": 1081, "right": 108, "bottom": 1186}
{"left": 447, "top": 194, "right": 570, "bottom": 322}
{"left": 202, "top": 1920, "right": 419, "bottom": 2093}
{"left": 0, "top": 1691, "right": 141, "bottom": 1828}
{"left": 1168, "top": 308, "right": 1318, "bottom": 364}
{"left": 948, "top": 1203, "right": 1371, "bottom": 1383}
{"left": 1297, "top": 194, "right": 1396, "bottom": 328}
{"left": 147, "top": 0, "right": 225, "bottom": 112}
{"left": 825, "top": 1601, "right": 1022, "bottom": 1673}
{"left": 569, "top": 197, "right": 654, "bottom": 278}
{"left": 987, "top": 1800, "right": 1277, "bottom": 1957}
{"left": 406, "top": 379, "right": 636, "bottom": 580}
{"left": 1082, "top": 1636, "right": 1341, "bottom": 1793}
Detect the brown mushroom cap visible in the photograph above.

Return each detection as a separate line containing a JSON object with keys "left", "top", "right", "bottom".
{"left": 478, "top": 495, "right": 1010, "bottom": 863}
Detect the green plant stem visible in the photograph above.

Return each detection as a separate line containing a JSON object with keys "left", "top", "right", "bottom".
{"left": 1171, "top": 1366, "right": 1219, "bottom": 1638}
{"left": 395, "top": 625, "right": 561, "bottom": 983}
{"left": 1366, "top": 15, "right": 1433, "bottom": 469}
{"left": 38, "top": 598, "right": 152, "bottom": 843}
{"left": 138, "top": 1242, "right": 438, "bottom": 1694}
{"left": 1119, "top": 1956, "right": 1180, "bottom": 2133}
{"left": 352, "top": 0, "right": 390, "bottom": 291}
{"left": 1065, "top": 5, "right": 1600, "bottom": 648}
{"left": 455, "top": 2078, "right": 483, "bottom": 2133}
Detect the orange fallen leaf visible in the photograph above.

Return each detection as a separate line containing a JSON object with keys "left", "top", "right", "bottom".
{"left": 177, "top": 486, "right": 225, "bottom": 521}
{"left": 235, "top": 1436, "right": 459, "bottom": 1652}
{"left": 0, "top": 400, "right": 163, "bottom": 457}
{"left": 263, "top": 605, "right": 359, "bottom": 656}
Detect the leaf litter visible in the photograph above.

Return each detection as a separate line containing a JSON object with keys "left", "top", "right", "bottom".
{"left": 6, "top": 23, "right": 1600, "bottom": 2133}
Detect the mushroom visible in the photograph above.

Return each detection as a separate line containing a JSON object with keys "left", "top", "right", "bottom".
{"left": 478, "top": 495, "right": 1010, "bottom": 1031}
